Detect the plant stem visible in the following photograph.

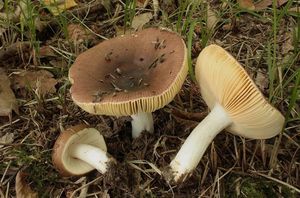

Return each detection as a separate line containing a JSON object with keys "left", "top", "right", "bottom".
{"left": 170, "top": 103, "right": 232, "bottom": 182}
{"left": 70, "top": 144, "right": 110, "bottom": 174}
{"left": 131, "top": 112, "right": 154, "bottom": 138}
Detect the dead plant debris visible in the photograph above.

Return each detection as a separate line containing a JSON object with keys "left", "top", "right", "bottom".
{"left": 0, "top": 0, "right": 299, "bottom": 197}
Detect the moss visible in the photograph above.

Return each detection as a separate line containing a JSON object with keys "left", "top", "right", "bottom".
{"left": 11, "top": 144, "right": 60, "bottom": 196}
{"left": 224, "top": 174, "right": 298, "bottom": 198}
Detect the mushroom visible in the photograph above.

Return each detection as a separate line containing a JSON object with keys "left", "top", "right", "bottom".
{"left": 69, "top": 28, "right": 188, "bottom": 138}
{"left": 165, "top": 44, "right": 285, "bottom": 183}
{"left": 52, "top": 124, "right": 115, "bottom": 176}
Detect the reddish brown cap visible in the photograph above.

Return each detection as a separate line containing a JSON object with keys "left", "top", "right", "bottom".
{"left": 69, "top": 28, "right": 188, "bottom": 116}
{"left": 52, "top": 124, "right": 107, "bottom": 176}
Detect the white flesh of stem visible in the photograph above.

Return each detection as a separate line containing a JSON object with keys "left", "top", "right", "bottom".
{"left": 170, "top": 103, "right": 232, "bottom": 182}
{"left": 131, "top": 112, "right": 154, "bottom": 138}
{"left": 70, "top": 144, "right": 110, "bottom": 174}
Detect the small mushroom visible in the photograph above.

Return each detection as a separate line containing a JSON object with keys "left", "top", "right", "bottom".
{"left": 69, "top": 28, "right": 188, "bottom": 138}
{"left": 165, "top": 44, "right": 285, "bottom": 183}
{"left": 52, "top": 124, "right": 115, "bottom": 176}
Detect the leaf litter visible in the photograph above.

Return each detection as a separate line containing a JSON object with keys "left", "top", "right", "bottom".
{"left": 11, "top": 70, "right": 57, "bottom": 97}
{"left": 0, "top": 68, "right": 18, "bottom": 120}
{"left": 15, "top": 171, "right": 38, "bottom": 198}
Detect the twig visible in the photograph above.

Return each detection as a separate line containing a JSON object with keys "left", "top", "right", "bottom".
{"left": 70, "top": 176, "right": 103, "bottom": 198}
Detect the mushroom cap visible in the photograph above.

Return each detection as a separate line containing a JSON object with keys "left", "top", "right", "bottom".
{"left": 195, "top": 44, "right": 285, "bottom": 139}
{"left": 69, "top": 28, "right": 188, "bottom": 116}
{"left": 52, "top": 124, "right": 107, "bottom": 176}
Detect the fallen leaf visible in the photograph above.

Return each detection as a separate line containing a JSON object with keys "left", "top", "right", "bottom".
{"left": 49, "top": 59, "right": 68, "bottom": 68}
{"left": 238, "top": 0, "right": 255, "bottom": 10}
{"left": 43, "top": 0, "right": 77, "bottom": 16}
{"left": 0, "top": 68, "right": 18, "bottom": 119}
{"left": 136, "top": 0, "right": 148, "bottom": 8}
{"left": 0, "top": 132, "right": 14, "bottom": 148}
{"left": 38, "top": 46, "right": 57, "bottom": 58}
{"left": 131, "top": 12, "right": 153, "bottom": 30}
{"left": 254, "top": 0, "right": 288, "bottom": 11}
{"left": 67, "top": 24, "right": 92, "bottom": 44}
{"left": 255, "top": 69, "right": 269, "bottom": 91}
{"left": 12, "top": 70, "right": 57, "bottom": 96}
{"left": 114, "top": 25, "right": 131, "bottom": 36}
{"left": 282, "top": 32, "right": 294, "bottom": 54}
{"left": 206, "top": 5, "right": 218, "bottom": 31}
{"left": 15, "top": 171, "right": 38, "bottom": 198}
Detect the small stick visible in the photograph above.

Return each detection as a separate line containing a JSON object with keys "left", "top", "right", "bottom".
{"left": 107, "top": 73, "right": 117, "bottom": 80}
{"left": 115, "top": 68, "right": 122, "bottom": 75}
{"left": 159, "top": 53, "right": 166, "bottom": 63}
{"left": 110, "top": 82, "right": 122, "bottom": 92}
{"left": 138, "top": 78, "right": 143, "bottom": 86}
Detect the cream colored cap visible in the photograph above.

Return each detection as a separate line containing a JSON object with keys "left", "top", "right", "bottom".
{"left": 52, "top": 124, "right": 107, "bottom": 176}
{"left": 195, "top": 44, "right": 285, "bottom": 139}
{"left": 69, "top": 28, "right": 188, "bottom": 116}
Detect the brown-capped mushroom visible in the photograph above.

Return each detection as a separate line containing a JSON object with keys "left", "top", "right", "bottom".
{"left": 69, "top": 28, "right": 188, "bottom": 138}
{"left": 165, "top": 44, "right": 285, "bottom": 183}
{"left": 52, "top": 124, "right": 115, "bottom": 176}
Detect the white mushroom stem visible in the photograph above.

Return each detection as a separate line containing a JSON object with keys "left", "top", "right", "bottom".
{"left": 170, "top": 103, "right": 232, "bottom": 182}
{"left": 131, "top": 112, "right": 154, "bottom": 138}
{"left": 70, "top": 144, "right": 110, "bottom": 174}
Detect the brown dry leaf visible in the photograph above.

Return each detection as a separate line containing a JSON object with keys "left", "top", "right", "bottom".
{"left": 255, "top": 69, "right": 269, "bottom": 91}
{"left": 67, "top": 24, "right": 90, "bottom": 44}
{"left": 114, "top": 25, "right": 131, "bottom": 36}
{"left": 49, "top": 59, "right": 68, "bottom": 68}
{"left": 0, "top": 132, "right": 14, "bottom": 148}
{"left": 15, "top": 171, "right": 38, "bottom": 198}
{"left": 282, "top": 33, "right": 294, "bottom": 54}
{"left": 43, "top": 0, "right": 77, "bottom": 16}
{"left": 131, "top": 12, "right": 153, "bottom": 30}
{"left": 238, "top": 0, "right": 255, "bottom": 10}
{"left": 12, "top": 70, "right": 57, "bottom": 96}
{"left": 255, "top": 0, "right": 288, "bottom": 10}
{"left": 38, "top": 46, "right": 56, "bottom": 58}
{"left": 207, "top": 5, "right": 218, "bottom": 31}
{"left": 136, "top": 0, "right": 148, "bottom": 8}
{"left": 0, "top": 68, "right": 18, "bottom": 119}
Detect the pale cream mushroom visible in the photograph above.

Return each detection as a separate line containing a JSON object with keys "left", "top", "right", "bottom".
{"left": 69, "top": 28, "right": 188, "bottom": 138}
{"left": 166, "top": 44, "right": 285, "bottom": 183}
{"left": 52, "top": 124, "right": 115, "bottom": 176}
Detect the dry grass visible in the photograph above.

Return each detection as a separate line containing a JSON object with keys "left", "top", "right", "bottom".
{"left": 0, "top": 0, "right": 299, "bottom": 197}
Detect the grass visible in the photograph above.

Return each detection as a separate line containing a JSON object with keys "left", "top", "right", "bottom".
{"left": 124, "top": 0, "right": 136, "bottom": 31}
{"left": 0, "top": 0, "right": 299, "bottom": 197}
